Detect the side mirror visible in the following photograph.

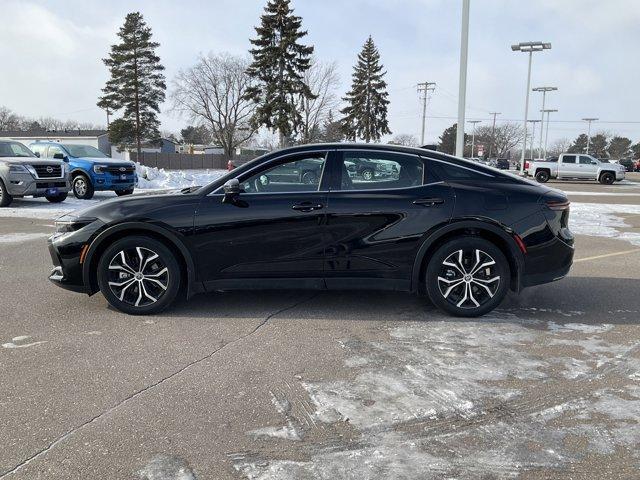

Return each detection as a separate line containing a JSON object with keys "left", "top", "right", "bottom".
{"left": 53, "top": 153, "right": 66, "bottom": 161}
{"left": 222, "top": 178, "right": 245, "bottom": 206}
{"left": 591, "top": 161, "right": 598, "bottom": 165}
{"left": 34, "top": 152, "right": 40, "bottom": 158}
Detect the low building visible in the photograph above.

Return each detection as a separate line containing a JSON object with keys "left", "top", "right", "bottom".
{"left": 0, "top": 129, "right": 111, "bottom": 155}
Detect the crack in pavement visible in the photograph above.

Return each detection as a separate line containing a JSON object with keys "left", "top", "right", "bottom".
{"left": 0, "top": 293, "right": 319, "bottom": 479}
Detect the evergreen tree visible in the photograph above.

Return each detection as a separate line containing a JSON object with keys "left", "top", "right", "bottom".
{"left": 340, "top": 36, "right": 391, "bottom": 142}
{"left": 608, "top": 136, "right": 632, "bottom": 158}
{"left": 567, "top": 134, "right": 589, "bottom": 153}
{"left": 245, "top": 0, "right": 315, "bottom": 147}
{"left": 438, "top": 123, "right": 468, "bottom": 155}
{"left": 98, "top": 12, "right": 166, "bottom": 155}
{"left": 589, "top": 133, "right": 608, "bottom": 158}
{"left": 321, "top": 110, "right": 344, "bottom": 142}
{"left": 632, "top": 142, "right": 640, "bottom": 159}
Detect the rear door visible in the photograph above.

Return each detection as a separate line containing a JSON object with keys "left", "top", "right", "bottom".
{"left": 323, "top": 149, "right": 454, "bottom": 289}
{"left": 558, "top": 154, "right": 579, "bottom": 178}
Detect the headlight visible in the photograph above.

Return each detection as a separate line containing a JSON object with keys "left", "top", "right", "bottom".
{"left": 93, "top": 165, "right": 106, "bottom": 175}
{"left": 55, "top": 217, "right": 97, "bottom": 234}
{"left": 9, "top": 164, "right": 28, "bottom": 173}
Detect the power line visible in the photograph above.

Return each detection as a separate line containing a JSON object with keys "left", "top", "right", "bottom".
{"left": 417, "top": 82, "right": 436, "bottom": 144}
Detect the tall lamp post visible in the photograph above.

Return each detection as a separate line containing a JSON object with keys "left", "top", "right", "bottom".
{"left": 541, "top": 108, "right": 557, "bottom": 159}
{"left": 456, "top": 0, "right": 471, "bottom": 157}
{"left": 532, "top": 86, "right": 557, "bottom": 156}
{"left": 511, "top": 41, "right": 552, "bottom": 173}
{"left": 468, "top": 120, "right": 481, "bottom": 157}
{"left": 527, "top": 119, "right": 541, "bottom": 159}
{"left": 582, "top": 117, "right": 598, "bottom": 154}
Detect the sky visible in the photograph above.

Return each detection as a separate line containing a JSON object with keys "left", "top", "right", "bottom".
{"left": 1, "top": 0, "right": 639, "bottom": 147}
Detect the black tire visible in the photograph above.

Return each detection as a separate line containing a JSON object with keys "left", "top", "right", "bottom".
{"left": 97, "top": 236, "right": 181, "bottom": 315}
{"left": 0, "top": 179, "right": 13, "bottom": 207}
{"left": 301, "top": 170, "right": 318, "bottom": 185}
{"left": 116, "top": 188, "right": 134, "bottom": 196}
{"left": 72, "top": 174, "right": 95, "bottom": 200}
{"left": 599, "top": 172, "right": 615, "bottom": 185}
{"left": 46, "top": 192, "right": 68, "bottom": 203}
{"left": 425, "top": 236, "right": 510, "bottom": 317}
{"left": 361, "top": 168, "right": 374, "bottom": 181}
{"left": 535, "top": 170, "right": 550, "bottom": 183}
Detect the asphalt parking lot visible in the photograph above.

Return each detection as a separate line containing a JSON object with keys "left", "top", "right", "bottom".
{"left": 1, "top": 176, "right": 640, "bottom": 479}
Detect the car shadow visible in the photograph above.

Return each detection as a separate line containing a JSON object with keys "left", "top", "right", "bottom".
{"left": 161, "top": 276, "right": 640, "bottom": 327}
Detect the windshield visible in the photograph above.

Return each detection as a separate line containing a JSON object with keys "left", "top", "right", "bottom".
{"left": 0, "top": 141, "right": 35, "bottom": 158}
{"left": 64, "top": 144, "right": 108, "bottom": 158}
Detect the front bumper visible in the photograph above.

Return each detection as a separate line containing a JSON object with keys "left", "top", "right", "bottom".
{"left": 6, "top": 172, "right": 70, "bottom": 197}
{"left": 47, "top": 235, "right": 89, "bottom": 294}
{"left": 93, "top": 173, "right": 137, "bottom": 191}
{"left": 616, "top": 171, "right": 625, "bottom": 181}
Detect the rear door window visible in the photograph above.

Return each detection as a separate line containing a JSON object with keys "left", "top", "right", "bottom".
{"left": 338, "top": 151, "right": 424, "bottom": 190}
{"left": 562, "top": 155, "right": 576, "bottom": 164}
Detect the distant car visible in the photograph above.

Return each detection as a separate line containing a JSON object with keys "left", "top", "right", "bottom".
{"left": 496, "top": 159, "right": 510, "bottom": 170}
{"left": 635, "top": 160, "right": 640, "bottom": 172}
{"left": 525, "top": 153, "right": 625, "bottom": 184}
{"left": 30, "top": 142, "right": 137, "bottom": 200}
{"left": 0, "top": 141, "right": 70, "bottom": 207}
{"left": 617, "top": 159, "right": 635, "bottom": 172}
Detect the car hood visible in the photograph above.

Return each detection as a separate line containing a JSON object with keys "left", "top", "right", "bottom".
{"left": 0, "top": 156, "right": 64, "bottom": 166}
{"left": 74, "top": 157, "right": 135, "bottom": 167}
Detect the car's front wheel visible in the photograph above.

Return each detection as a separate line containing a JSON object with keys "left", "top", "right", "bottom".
{"left": 599, "top": 172, "right": 615, "bottom": 185}
{"left": 73, "top": 174, "right": 95, "bottom": 200}
{"left": 97, "top": 236, "right": 181, "bottom": 315}
{"left": 46, "top": 192, "right": 68, "bottom": 203}
{"left": 426, "top": 237, "right": 510, "bottom": 317}
{"left": 0, "top": 179, "right": 13, "bottom": 207}
{"left": 361, "top": 168, "right": 374, "bottom": 181}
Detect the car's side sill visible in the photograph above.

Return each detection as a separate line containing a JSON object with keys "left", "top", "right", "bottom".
{"left": 203, "top": 277, "right": 411, "bottom": 292}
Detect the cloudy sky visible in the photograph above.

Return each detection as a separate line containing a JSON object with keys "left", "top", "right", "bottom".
{"left": 1, "top": 0, "right": 639, "bottom": 145}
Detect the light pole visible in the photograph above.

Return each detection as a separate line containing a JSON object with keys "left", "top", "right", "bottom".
{"left": 468, "top": 120, "right": 481, "bottom": 157}
{"left": 527, "top": 119, "right": 541, "bottom": 159}
{"left": 456, "top": 0, "right": 470, "bottom": 157}
{"left": 533, "top": 86, "right": 557, "bottom": 155}
{"left": 582, "top": 117, "right": 598, "bottom": 154}
{"left": 417, "top": 82, "right": 436, "bottom": 145}
{"left": 512, "top": 41, "right": 552, "bottom": 173}
{"left": 488, "top": 112, "right": 501, "bottom": 158}
{"left": 541, "top": 108, "right": 557, "bottom": 159}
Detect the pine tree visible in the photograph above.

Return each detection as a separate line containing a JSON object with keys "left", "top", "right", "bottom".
{"left": 438, "top": 123, "right": 468, "bottom": 155}
{"left": 98, "top": 12, "right": 166, "bottom": 155}
{"left": 321, "top": 110, "right": 344, "bottom": 142}
{"left": 568, "top": 134, "right": 589, "bottom": 153}
{"left": 340, "top": 36, "right": 391, "bottom": 143}
{"left": 608, "top": 136, "right": 632, "bottom": 159}
{"left": 245, "top": 0, "right": 315, "bottom": 147}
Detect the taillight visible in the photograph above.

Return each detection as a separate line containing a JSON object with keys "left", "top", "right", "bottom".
{"left": 524, "top": 161, "right": 530, "bottom": 170}
{"left": 546, "top": 200, "right": 570, "bottom": 211}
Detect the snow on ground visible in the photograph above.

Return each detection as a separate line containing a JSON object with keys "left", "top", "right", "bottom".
{"left": 570, "top": 202, "right": 640, "bottom": 246}
{"left": 135, "top": 163, "right": 226, "bottom": 190}
{"left": 234, "top": 314, "right": 640, "bottom": 478}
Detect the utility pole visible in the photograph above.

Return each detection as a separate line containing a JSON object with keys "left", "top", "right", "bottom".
{"left": 528, "top": 119, "right": 541, "bottom": 159}
{"left": 417, "top": 82, "right": 436, "bottom": 145}
{"left": 511, "top": 41, "right": 552, "bottom": 173}
{"left": 533, "top": 87, "right": 557, "bottom": 156}
{"left": 541, "top": 108, "right": 557, "bottom": 159}
{"left": 582, "top": 117, "right": 598, "bottom": 154}
{"left": 456, "top": 0, "right": 470, "bottom": 157}
{"left": 468, "top": 120, "right": 481, "bottom": 157}
{"left": 488, "top": 112, "right": 501, "bottom": 158}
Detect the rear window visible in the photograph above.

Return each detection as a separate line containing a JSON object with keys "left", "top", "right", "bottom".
{"left": 431, "top": 160, "right": 494, "bottom": 181}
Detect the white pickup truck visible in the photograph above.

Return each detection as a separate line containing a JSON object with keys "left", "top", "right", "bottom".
{"left": 525, "top": 153, "right": 626, "bottom": 184}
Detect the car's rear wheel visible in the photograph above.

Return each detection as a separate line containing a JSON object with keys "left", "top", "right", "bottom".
{"left": 535, "top": 170, "right": 550, "bottom": 183}
{"left": 426, "top": 237, "right": 510, "bottom": 317}
{"left": 361, "top": 168, "right": 374, "bottom": 181}
{"left": 0, "top": 179, "right": 13, "bottom": 207}
{"left": 301, "top": 170, "right": 318, "bottom": 185}
{"left": 73, "top": 174, "right": 95, "bottom": 200}
{"left": 116, "top": 188, "right": 134, "bottom": 196}
{"left": 46, "top": 192, "right": 68, "bottom": 203}
{"left": 599, "top": 172, "right": 615, "bottom": 185}
{"left": 97, "top": 236, "right": 181, "bottom": 315}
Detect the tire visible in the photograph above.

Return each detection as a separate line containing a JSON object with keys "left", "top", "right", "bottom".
{"left": 72, "top": 174, "right": 95, "bottom": 200}
{"left": 116, "top": 188, "right": 134, "bottom": 196}
{"left": 0, "top": 179, "right": 13, "bottom": 207}
{"left": 46, "top": 192, "right": 68, "bottom": 203}
{"left": 301, "top": 170, "right": 318, "bottom": 185}
{"left": 425, "top": 236, "right": 510, "bottom": 317}
{"left": 97, "top": 236, "right": 181, "bottom": 315}
{"left": 599, "top": 172, "right": 615, "bottom": 185}
{"left": 361, "top": 169, "right": 374, "bottom": 181}
{"left": 535, "top": 170, "right": 550, "bottom": 183}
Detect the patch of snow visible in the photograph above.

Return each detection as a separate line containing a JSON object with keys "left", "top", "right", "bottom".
{"left": 566, "top": 191, "right": 640, "bottom": 196}
{"left": 0, "top": 232, "right": 50, "bottom": 243}
{"left": 249, "top": 421, "right": 302, "bottom": 441}
{"left": 135, "top": 163, "right": 226, "bottom": 190}
{"left": 2, "top": 335, "right": 47, "bottom": 349}
{"left": 547, "top": 322, "right": 612, "bottom": 334}
{"left": 570, "top": 202, "right": 640, "bottom": 246}
{"left": 138, "top": 454, "right": 196, "bottom": 480}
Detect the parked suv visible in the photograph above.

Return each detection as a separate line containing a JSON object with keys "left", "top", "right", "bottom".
{"left": 48, "top": 143, "right": 574, "bottom": 318}
{"left": 30, "top": 142, "right": 137, "bottom": 199}
{"left": 0, "top": 141, "right": 69, "bottom": 207}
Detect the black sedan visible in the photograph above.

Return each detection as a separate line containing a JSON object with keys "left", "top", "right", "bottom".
{"left": 48, "top": 144, "right": 574, "bottom": 317}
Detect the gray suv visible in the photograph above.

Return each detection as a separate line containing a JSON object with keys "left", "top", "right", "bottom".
{"left": 0, "top": 141, "right": 70, "bottom": 207}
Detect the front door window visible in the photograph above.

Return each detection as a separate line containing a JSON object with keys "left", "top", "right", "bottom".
{"left": 241, "top": 154, "right": 327, "bottom": 194}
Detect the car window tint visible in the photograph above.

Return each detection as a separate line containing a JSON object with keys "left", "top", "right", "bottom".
{"left": 563, "top": 155, "right": 576, "bottom": 164}
{"left": 432, "top": 161, "right": 492, "bottom": 181}
{"left": 579, "top": 156, "right": 593, "bottom": 165}
{"left": 241, "top": 154, "right": 326, "bottom": 194}
{"left": 340, "top": 152, "right": 424, "bottom": 190}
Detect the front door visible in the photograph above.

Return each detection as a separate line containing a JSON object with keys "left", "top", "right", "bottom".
{"left": 579, "top": 155, "right": 598, "bottom": 179}
{"left": 192, "top": 151, "right": 332, "bottom": 290}
{"left": 324, "top": 150, "right": 454, "bottom": 289}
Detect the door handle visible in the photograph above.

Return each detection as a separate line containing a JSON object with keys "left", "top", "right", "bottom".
{"left": 292, "top": 202, "right": 324, "bottom": 212}
{"left": 413, "top": 198, "right": 444, "bottom": 207}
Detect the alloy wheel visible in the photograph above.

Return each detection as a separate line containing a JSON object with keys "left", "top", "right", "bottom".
{"left": 107, "top": 247, "right": 169, "bottom": 307}
{"left": 74, "top": 177, "right": 87, "bottom": 197}
{"left": 437, "top": 248, "right": 501, "bottom": 309}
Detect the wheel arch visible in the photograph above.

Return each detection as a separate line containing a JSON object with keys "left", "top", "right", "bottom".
{"left": 411, "top": 219, "right": 525, "bottom": 294}
{"left": 82, "top": 222, "right": 201, "bottom": 298}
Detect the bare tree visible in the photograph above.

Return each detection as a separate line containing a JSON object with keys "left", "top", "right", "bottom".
{"left": 0, "top": 107, "right": 23, "bottom": 130}
{"left": 548, "top": 138, "right": 571, "bottom": 156}
{"left": 171, "top": 53, "right": 256, "bottom": 157}
{"left": 475, "top": 123, "right": 524, "bottom": 158}
{"left": 298, "top": 59, "right": 340, "bottom": 144}
{"left": 390, "top": 134, "right": 418, "bottom": 147}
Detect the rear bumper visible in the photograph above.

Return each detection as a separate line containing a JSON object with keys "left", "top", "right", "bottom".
{"left": 521, "top": 236, "right": 574, "bottom": 288}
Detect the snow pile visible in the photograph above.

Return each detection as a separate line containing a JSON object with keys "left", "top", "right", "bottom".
{"left": 135, "top": 163, "right": 226, "bottom": 190}
{"left": 570, "top": 202, "right": 640, "bottom": 246}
